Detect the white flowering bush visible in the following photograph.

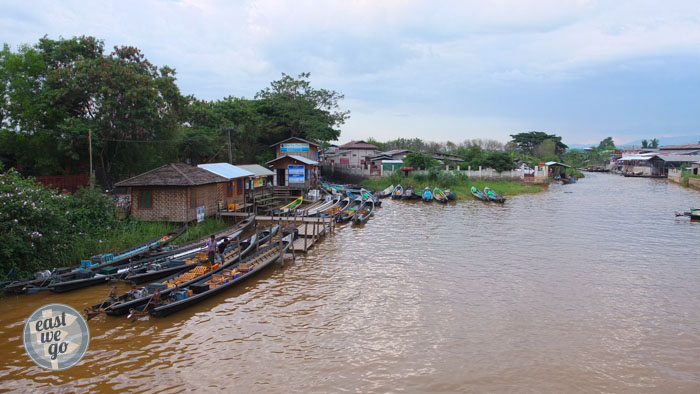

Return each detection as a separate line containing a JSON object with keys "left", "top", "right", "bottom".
{"left": 0, "top": 167, "right": 117, "bottom": 277}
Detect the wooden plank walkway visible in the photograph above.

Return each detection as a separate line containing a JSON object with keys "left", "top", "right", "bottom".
{"left": 291, "top": 237, "right": 317, "bottom": 253}
{"left": 296, "top": 224, "right": 326, "bottom": 238}
{"left": 220, "top": 212, "right": 333, "bottom": 224}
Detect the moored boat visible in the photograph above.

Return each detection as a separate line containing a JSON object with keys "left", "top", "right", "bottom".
{"left": 146, "top": 234, "right": 292, "bottom": 318}
{"left": 307, "top": 195, "right": 341, "bottom": 216}
{"left": 274, "top": 196, "right": 303, "bottom": 214}
{"left": 4, "top": 226, "right": 187, "bottom": 295}
{"left": 360, "top": 188, "right": 381, "bottom": 207}
{"left": 484, "top": 187, "right": 505, "bottom": 203}
{"left": 471, "top": 186, "right": 489, "bottom": 202}
{"left": 378, "top": 184, "right": 394, "bottom": 198}
{"left": 352, "top": 198, "right": 374, "bottom": 225}
{"left": 433, "top": 188, "right": 448, "bottom": 203}
{"left": 422, "top": 187, "right": 433, "bottom": 202}
{"left": 336, "top": 197, "right": 363, "bottom": 223}
{"left": 86, "top": 227, "right": 277, "bottom": 318}
{"left": 391, "top": 185, "right": 404, "bottom": 199}
{"left": 123, "top": 217, "right": 256, "bottom": 283}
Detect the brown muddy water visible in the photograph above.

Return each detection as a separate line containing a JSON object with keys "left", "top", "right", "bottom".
{"left": 1, "top": 173, "right": 700, "bottom": 393}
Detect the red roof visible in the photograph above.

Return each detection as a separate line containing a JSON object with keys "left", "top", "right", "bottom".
{"left": 339, "top": 140, "right": 378, "bottom": 150}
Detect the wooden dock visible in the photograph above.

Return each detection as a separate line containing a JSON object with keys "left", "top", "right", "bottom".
{"left": 291, "top": 236, "right": 317, "bottom": 253}
{"left": 220, "top": 212, "right": 333, "bottom": 224}
{"left": 220, "top": 212, "right": 335, "bottom": 254}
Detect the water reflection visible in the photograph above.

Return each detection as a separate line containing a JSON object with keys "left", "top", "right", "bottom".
{"left": 1, "top": 174, "right": 700, "bottom": 393}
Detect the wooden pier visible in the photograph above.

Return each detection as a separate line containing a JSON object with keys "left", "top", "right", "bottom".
{"left": 227, "top": 212, "right": 335, "bottom": 255}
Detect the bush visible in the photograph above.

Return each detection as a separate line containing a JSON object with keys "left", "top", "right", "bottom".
{"left": 0, "top": 168, "right": 123, "bottom": 277}
{"left": 0, "top": 168, "right": 76, "bottom": 276}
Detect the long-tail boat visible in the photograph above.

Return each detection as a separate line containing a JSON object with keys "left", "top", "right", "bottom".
{"left": 145, "top": 234, "right": 293, "bottom": 318}
{"left": 433, "top": 188, "right": 448, "bottom": 203}
{"left": 84, "top": 226, "right": 277, "bottom": 319}
{"left": 352, "top": 199, "right": 374, "bottom": 225}
{"left": 4, "top": 226, "right": 186, "bottom": 294}
{"left": 471, "top": 186, "right": 489, "bottom": 202}
{"left": 484, "top": 187, "right": 506, "bottom": 203}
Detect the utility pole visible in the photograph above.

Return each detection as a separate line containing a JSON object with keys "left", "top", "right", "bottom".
{"left": 88, "top": 129, "right": 94, "bottom": 189}
{"left": 224, "top": 126, "right": 234, "bottom": 164}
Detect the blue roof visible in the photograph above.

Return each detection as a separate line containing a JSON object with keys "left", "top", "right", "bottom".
{"left": 197, "top": 163, "right": 254, "bottom": 179}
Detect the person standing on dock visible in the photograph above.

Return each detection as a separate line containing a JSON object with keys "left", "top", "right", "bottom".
{"left": 206, "top": 235, "right": 217, "bottom": 265}
{"left": 217, "top": 237, "right": 230, "bottom": 263}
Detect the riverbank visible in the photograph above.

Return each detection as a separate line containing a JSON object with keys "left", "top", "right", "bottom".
{"left": 361, "top": 175, "right": 545, "bottom": 199}
{"left": 5, "top": 218, "right": 230, "bottom": 278}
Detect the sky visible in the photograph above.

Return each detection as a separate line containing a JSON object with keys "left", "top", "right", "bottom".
{"left": 2, "top": 0, "right": 700, "bottom": 146}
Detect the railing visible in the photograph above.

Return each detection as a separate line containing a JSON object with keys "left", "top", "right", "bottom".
{"left": 35, "top": 173, "right": 89, "bottom": 193}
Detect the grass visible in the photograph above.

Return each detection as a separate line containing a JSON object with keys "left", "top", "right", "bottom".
{"left": 361, "top": 172, "right": 544, "bottom": 200}
{"left": 50, "top": 218, "right": 231, "bottom": 270}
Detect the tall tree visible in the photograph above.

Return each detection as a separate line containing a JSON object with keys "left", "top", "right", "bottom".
{"left": 255, "top": 72, "right": 349, "bottom": 143}
{"left": 510, "top": 131, "right": 567, "bottom": 155}
{"left": 597, "top": 137, "right": 615, "bottom": 150}
{"left": 641, "top": 139, "right": 649, "bottom": 148}
{"left": 650, "top": 138, "right": 659, "bottom": 148}
{"left": 0, "top": 36, "right": 185, "bottom": 185}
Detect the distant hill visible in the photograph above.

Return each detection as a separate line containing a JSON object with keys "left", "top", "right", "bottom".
{"left": 569, "top": 135, "right": 700, "bottom": 150}
{"left": 619, "top": 135, "right": 700, "bottom": 148}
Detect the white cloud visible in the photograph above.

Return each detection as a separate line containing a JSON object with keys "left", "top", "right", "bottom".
{"left": 2, "top": 0, "right": 700, "bottom": 143}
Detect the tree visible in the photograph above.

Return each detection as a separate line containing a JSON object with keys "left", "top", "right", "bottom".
{"left": 255, "top": 72, "right": 349, "bottom": 143}
{"left": 510, "top": 131, "right": 567, "bottom": 155}
{"left": 650, "top": 138, "right": 659, "bottom": 148}
{"left": 458, "top": 145, "right": 485, "bottom": 168}
{"left": 0, "top": 36, "right": 185, "bottom": 186}
{"left": 641, "top": 139, "right": 649, "bottom": 148}
{"left": 403, "top": 152, "right": 437, "bottom": 170}
{"left": 483, "top": 151, "right": 516, "bottom": 172}
{"left": 598, "top": 137, "right": 615, "bottom": 150}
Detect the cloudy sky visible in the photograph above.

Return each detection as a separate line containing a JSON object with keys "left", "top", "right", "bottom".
{"left": 2, "top": 0, "right": 700, "bottom": 145}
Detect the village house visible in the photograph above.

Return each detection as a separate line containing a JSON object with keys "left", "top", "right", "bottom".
{"left": 115, "top": 163, "right": 228, "bottom": 222}
{"left": 237, "top": 164, "right": 275, "bottom": 189}
{"left": 197, "top": 163, "right": 254, "bottom": 210}
{"left": 268, "top": 137, "right": 321, "bottom": 188}
{"left": 266, "top": 155, "right": 319, "bottom": 188}
{"left": 328, "top": 140, "right": 379, "bottom": 169}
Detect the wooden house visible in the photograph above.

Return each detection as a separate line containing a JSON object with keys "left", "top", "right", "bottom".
{"left": 270, "top": 137, "right": 321, "bottom": 162}
{"left": 115, "top": 163, "right": 228, "bottom": 222}
{"left": 197, "top": 163, "right": 254, "bottom": 209}
{"left": 268, "top": 137, "right": 321, "bottom": 188}
{"left": 266, "top": 155, "right": 319, "bottom": 188}
{"left": 237, "top": 164, "right": 275, "bottom": 188}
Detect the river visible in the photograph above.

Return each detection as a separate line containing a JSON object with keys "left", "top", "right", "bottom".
{"left": 1, "top": 173, "right": 699, "bottom": 393}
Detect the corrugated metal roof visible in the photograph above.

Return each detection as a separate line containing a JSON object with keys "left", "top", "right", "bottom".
{"left": 660, "top": 144, "right": 700, "bottom": 150}
{"left": 266, "top": 155, "right": 319, "bottom": 166}
{"left": 236, "top": 164, "right": 274, "bottom": 177}
{"left": 288, "top": 155, "right": 318, "bottom": 165}
{"left": 270, "top": 137, "right": 320, "bottom": 147}
{"left": 656, "top": 155, "right": 700, "bottom": 163}
{"left": 198, "top": 163, "right": 254, "bottom": 179}
{"left": 617, "top": 155, "right": 652, "bottom": 161}
{"left": 545, "top": 161, "right": 571, "bottom": 167}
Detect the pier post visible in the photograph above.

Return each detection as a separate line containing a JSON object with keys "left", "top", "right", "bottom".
{"left": 304, "top": 215, "right": 308, "bottom": 251}
{"left": 255, "top": 218, "right": 259, "bottom": 252}
{"left": 236, "top": 234, "right": 241, "bottom": 263}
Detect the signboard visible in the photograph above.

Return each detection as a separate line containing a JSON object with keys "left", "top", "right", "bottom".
{"left": 253, "top": 177, "right": 265, "bottom": 187}
{"left": 281, "top": 143, "right": 309, "bottom": 153}
{"left": 196, "top": 206, "right": 205, "bottom": 223}
{"left": 288, "top": 165, "right": 305, "bottom": 184}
